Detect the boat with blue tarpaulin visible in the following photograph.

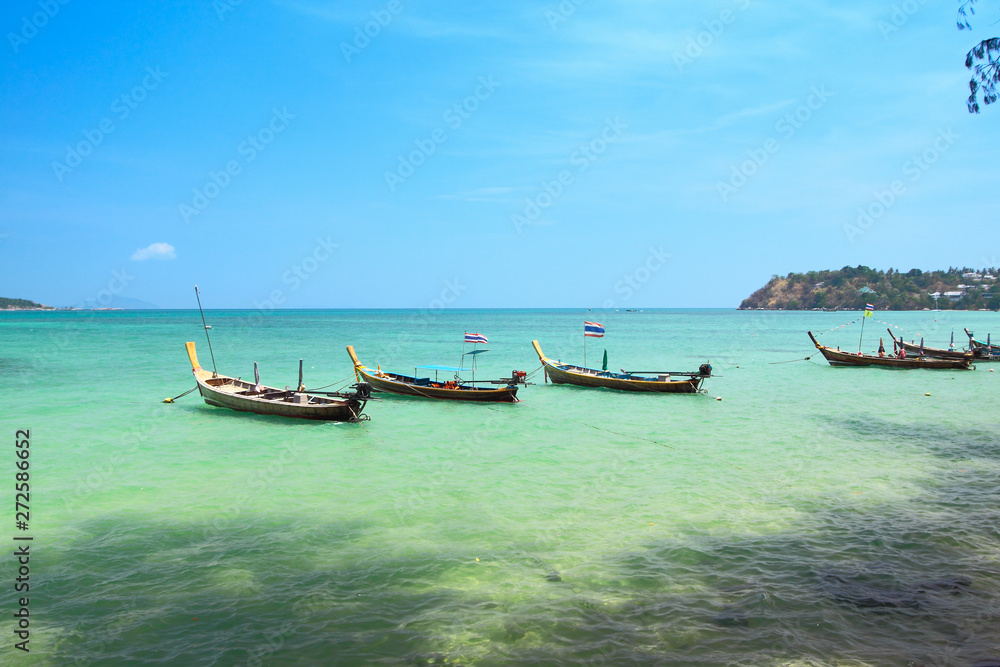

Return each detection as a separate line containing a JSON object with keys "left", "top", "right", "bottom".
{"left": 346, "top": 344, "right": 526, "bottom": 402}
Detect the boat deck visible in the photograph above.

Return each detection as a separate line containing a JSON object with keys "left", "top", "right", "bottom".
{"left": 202, "top": 375, "right": 344, "bottom": 405}
{"left": 551, "top": 363, "right": 663, "bottom": 382}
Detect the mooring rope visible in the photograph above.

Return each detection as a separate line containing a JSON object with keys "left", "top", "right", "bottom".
{"left": 306, "top": 375, "right": 357, "bottom": 392}
{"left": 162, "top": 386, "right": 197, "bottom": 403}
{"left": 523, "top": 364, "right": 545, "bottom": 381}
{"left": 769, "top": 355, "right": 814, "bottom": 365}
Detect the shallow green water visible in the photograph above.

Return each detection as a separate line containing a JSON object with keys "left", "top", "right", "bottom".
{"left": 1, "top": 309, "right": 998, "bottom": 666}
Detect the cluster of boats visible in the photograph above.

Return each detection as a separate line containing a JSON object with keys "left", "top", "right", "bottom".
{"left": 807, "top": 327, "right": 997, "bottom": 370}
{"left": 177, "top": 289, "right": 994, "bottom": 423}
{"left": 182, "top": 325, "right": 994, "bottom": 422}
{"left": 182, "top": 339, "right": 715, "bottom": 422}
{"left": 178, "top": 287, "right": 720, "bottom": 422}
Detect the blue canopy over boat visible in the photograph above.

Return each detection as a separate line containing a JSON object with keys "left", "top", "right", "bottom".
{"left": 415, "top": 341, "right": 492, "bottom": 379}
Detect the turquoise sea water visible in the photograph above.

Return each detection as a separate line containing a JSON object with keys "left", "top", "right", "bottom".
{"left": 1, "top": 308, "right": 999, "bottom": 666}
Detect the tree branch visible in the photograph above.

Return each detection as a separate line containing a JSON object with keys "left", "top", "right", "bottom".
{"left": 966, "top": 37, "right": 1000, "bottom": 113}
{"left": 957, "top": 0, "right": 978, "bottom": 30}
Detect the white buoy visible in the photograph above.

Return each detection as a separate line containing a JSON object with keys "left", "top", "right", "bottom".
{"left": 716, "top": 396, "right": 722, "bottom": 401}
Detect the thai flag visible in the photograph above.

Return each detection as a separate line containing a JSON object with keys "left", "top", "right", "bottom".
{"left": 464, "top": 332, "right": 488, "bottom": 344}
{"left": 584, "top": 321, "right": 605, "bottom": 338}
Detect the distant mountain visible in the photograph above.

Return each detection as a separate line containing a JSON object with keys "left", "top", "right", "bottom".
{"left": 75, "top": 296, "right": 162, "bottom": 310}
{"left": 1, "top": 297, "right": 53, "bottom": 310}
{"left": 104, "top": 296, "right": 161, "bottom": 310}
{"left": 739, "top": 266, "right": 1000, "bottom": 311}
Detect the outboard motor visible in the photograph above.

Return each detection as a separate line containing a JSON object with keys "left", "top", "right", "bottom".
{"left": 351, "top": 382, "right": 372, "bottom": 400}
{"left": 698, "top": 363, "right": 713, "bottom": 377}
{"left": 511, "top": 370, "right": 528, "bottom": 385}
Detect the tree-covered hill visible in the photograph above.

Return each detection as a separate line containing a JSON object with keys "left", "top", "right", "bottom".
{"left": 739, "top": 267, "right": 1000, "bottom": 311}
{"left": 0, "top": 297, "right": 53, "bottom": 310}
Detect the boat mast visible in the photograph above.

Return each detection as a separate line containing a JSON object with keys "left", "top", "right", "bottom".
{"left": 194, "top": 285, "right": 218, "bottom": 377}
{"left": 857, "top": 306, "right": 869, "bottom": 354}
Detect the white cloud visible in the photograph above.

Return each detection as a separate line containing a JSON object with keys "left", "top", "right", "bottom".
{"left": 131, "top": 242, "right": 176, "bottom": 261}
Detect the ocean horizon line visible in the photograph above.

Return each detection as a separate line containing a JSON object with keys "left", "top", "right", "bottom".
{"left": 3, "top": 306, "right": 745, "bottom": 312}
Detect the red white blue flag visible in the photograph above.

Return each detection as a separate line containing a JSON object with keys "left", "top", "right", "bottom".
{"left": 464, "top": 332, "right": 488, "bottom": 344}
{"left": 584, "top": 321, "right": 605, "bottom": 338}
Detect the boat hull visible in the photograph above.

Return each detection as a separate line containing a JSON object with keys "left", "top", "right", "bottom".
{"left": 887, "top": 331, "right": 973, "bottom": 360}
{"left": 186, "top": 342, "right": 365, "bottom": 421}
{"left": 895, "top": 341, "right": 969, "bottom": 360}
{"left": 963, "top": 329, "right": 999, "bottom": 359}
{"left": 809, "top": 332, "right": 972, "bottom": 369}
{"left": 543, "top": 362, "right": 702, "bottom": 393}
{"left": 196, "top": 377, "right": 363, "bottom": 421}
{"left": 531, "top": 340, "right": 706, "bottom": 393}
{"left": 348, "top": 346, "right": 519, "bottom": 402}
{"left": 968, "top": 341, "right": 999, "bottom": 360}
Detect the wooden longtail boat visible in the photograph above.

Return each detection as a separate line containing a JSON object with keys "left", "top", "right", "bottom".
{"left": 964, "top": 328, "right": 1000, "bottom": 360}
{"left": 346, "top": 345, "right": 524, "bottom": 402}
{"left": 187, "top": 342, "right": 371, "bottom": 421}
{"left": 886, "top": 329, "right": 973, "bottom": 361}
{"left": 531, "top": 340, "right": 711, "bottom": 393}
{"left": 807, "top": 332, "right": 972, "bottom": 369}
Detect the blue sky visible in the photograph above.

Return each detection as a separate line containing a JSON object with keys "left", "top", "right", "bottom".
{"left": 1, "top": 0, "right": 997, "bottom": 308}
